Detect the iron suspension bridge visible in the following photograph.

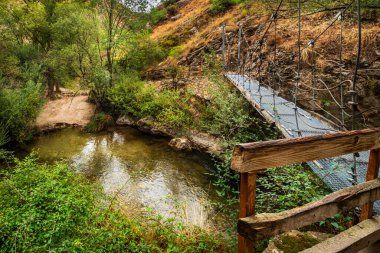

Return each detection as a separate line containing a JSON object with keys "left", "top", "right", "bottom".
{"left": 220, "top": 0, "right": 380, "bottom": 213}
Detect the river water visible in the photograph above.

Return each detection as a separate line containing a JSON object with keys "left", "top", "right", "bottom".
{"left": 23, "top": 127, "right": 231, "bottom": 229}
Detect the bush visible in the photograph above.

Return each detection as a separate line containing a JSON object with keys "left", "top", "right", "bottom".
{"left": 0, "top": 81, "right": 43, "bottom": 143}
{"left": 85, "top": 112, "right": 113, "bottom": 133}
{"left": 150, "top": 8, "right": 167, "bottom": 24}
{"left": 107, "top": 74, "right": 162, "bottom": 118}
{"left": 0, "top": 154, "right": 230, "bottom": 252}
{"left": 199, "top": 75, "right": 276, "bottom": 145}
{"left": 256, "top": 164, "right": 330, "bottom": 213}
{"left": 210, "top": 0, "right": 240, "bottom": 15}
{"left": 120, "top": 36, "right": 166, "bottom": 72}
{"left": 107, "top": 74, "right": 192, "bottom": 129}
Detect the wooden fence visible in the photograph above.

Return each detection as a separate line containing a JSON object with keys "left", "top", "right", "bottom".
{"left": 231, "top": 128, "right": 380, "bottom": 253}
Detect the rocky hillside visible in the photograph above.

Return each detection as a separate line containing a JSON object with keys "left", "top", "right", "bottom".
{"left": 146, "top": 0, "right": 380, "bottom": 128}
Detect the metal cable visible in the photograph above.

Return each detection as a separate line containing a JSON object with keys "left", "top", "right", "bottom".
{"left": 349, "top": 0, "right": 362, "bottom": 186}
{"left": 293, "top": 0, "right": 302, "bottom": 137}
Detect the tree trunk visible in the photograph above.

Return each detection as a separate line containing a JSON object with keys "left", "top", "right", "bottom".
{"left": 106, "top": 0, "right": 114, "bottom": 87}
{"left": 46, "top": 68, "right": 55, "bottom": 98}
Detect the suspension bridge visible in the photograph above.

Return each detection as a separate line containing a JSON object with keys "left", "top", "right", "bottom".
{"left": 220, "top": 0, "right": 379, "bottom": 213}
{"left": 221, "top": 1, "right": 380, "bottom": 252}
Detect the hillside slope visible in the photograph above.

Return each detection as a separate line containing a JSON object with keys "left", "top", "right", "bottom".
{"left": 148, "top": 0, "right": 380, "bottom": 127}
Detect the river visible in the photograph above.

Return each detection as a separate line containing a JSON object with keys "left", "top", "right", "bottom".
{"left": 22, "top": 127, "right": 233, "bottom": 229}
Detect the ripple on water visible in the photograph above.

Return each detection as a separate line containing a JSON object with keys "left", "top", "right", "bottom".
{"left": 26, "top": 127, "right": 231, "bottom": 229}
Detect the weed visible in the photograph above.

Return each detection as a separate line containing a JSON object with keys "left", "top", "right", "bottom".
{"left": 0, "top": 154, "right": 231, "bottom": 252}
{"left": 85, "top": 112, "right": 113, "bottom": 133}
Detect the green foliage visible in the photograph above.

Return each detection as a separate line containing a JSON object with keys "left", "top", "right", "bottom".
{"left": 0, "top": 154, "right": 229, "bottom": 252}
{"left": 0, "top": 123, "right": 9, "bottom": 148}
{"left": 168, "top": 46, "right": 184, "bottom": 57}
{"left": 200, "top": 56, "right": 278, "bottom": 146}
{"left": 120, "top": 34, "right": 167, "bottom": 72}
{"left": 256, "top": 164, "right": 330, "bottom": 213}
{"left": 107, "top": 74, "right": 161, "bottom": 118}
{"left": 0, "top": 81, "right": 43, "bottom": 143}
{"left": 85, "top": 113, "right": 114, "bottom": 133}
{"left": 155, "top": 90, "right": 192, "bottom": 128}
{"left": 210, "top": 0, "right": 241, "bottom": 15}
{"left": 149, "top": 8, "right": 168, "bottom": 24}
{"left": 107, "top": 74, "right": 192, "bottom": 129}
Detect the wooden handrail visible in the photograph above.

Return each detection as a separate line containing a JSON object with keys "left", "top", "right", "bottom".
{"left": 233, "top": 128, "right": 380, "bottom": 253}
{"left": 300, "top": 216, "right": 380, "bottom": 253}
{"left": 238, "top": 179, "right": 380, "bottom": 241}
{"left": 232, "top": 128, "right": 380, "bottom": 173}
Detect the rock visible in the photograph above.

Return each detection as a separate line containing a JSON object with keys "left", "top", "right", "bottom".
{"left": 263, "top": 230, "right": 331, "bottom": 253}
{"left": 170, "top": 14, "right": 182, "bottom": 21}
{"left": 169, "top": 137, "right": 192, "bottom": 151}
{"left": 136, "top": 117, "right": 175, "bottom": 137}
{"left": 187, "top": 131, "right": 223, "bottom": 156}
{"left": 116, "top": 115, "right": 137, "bottom": 126}
{"left": 190, "top": 27, "right": 198, "bottom": 34}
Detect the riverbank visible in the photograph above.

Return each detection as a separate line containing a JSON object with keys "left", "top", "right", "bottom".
{"left": 36, "top": 90, "right": 96, "bottom": 132}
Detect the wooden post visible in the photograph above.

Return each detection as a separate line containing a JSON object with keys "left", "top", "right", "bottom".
{"left": 238, "top": 172, "right": 257, "bottom": 253}
{"left": 360, "top": 149, "right": 380, "bottom": 221}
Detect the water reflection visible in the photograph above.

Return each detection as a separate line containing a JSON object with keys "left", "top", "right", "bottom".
{"left": 27, "top": 127, "right": 225, "bottom": 228}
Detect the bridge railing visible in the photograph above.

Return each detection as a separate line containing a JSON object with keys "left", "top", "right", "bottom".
{"left": 231, "top": 128, "right": 380, "bottom": 253}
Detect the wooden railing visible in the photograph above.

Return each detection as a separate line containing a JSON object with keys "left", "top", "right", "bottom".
{"left": 231, "top": 128, "right": 380, "bottom": 253}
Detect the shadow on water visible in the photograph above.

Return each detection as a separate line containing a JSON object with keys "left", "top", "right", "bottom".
{"left": 22, "top": 127, "right": 234, "bottom": 229}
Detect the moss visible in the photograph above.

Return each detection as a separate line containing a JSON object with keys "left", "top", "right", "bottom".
{"left": 273, "top": 234, "right": 320, "bottom": 253}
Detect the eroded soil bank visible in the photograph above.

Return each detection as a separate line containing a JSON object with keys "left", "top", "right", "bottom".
{"left": 36, "top": 93, "right": 96, "bottom": 131}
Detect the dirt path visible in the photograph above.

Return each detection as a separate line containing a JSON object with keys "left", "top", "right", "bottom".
{"left": 36, "top": 94, "right": 96, "bottom": 131}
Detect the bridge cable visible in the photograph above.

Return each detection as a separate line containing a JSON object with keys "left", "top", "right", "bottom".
{"left": 293, "top": 0, "right": 302, "bottom": 137}
{"left": 272, "top": 13, "right": 279, "bottom": 122}
{"left": 348, "top": 0, "right": 362, "bottom": 186}
{"left": 301, "top": 1, "right": 354, "bottom": 52}
{"left": 339, "top": 12, "right": 346, "bottom": 131}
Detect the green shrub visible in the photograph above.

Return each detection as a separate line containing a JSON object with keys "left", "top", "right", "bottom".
{"left": 0, "top": 154, "right": 230, "bottom": 252}
{"left": 107, "top": 74, "right": 162, "bottom": 118}
{"left": 199, "top": 76, "right": 276, "bottom": 145}
{"left": 210, "top": 0, "right": 240, "bottom": 15}
{"left": 169, "top": 45, "right": 183, "bottom": 57}
{"left": 149, "top": 8, "right": 167, "bottom": 24}
{"left": 120, "top": 36, "right": 167, "bottom": 72}
{"left": 107, "top": 74, "right": 192, "bottom": 129}
{"left": 256, "top": 164, "right": 330, "bottom": 213}
{"left": 85, "top": 112, "right": 113, "bottom": 133}
{"left": 0, "top": 81, "right": 43, "bottom": 143}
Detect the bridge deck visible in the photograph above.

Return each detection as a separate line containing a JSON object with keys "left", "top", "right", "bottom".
{"left": 225, "top": 73, "right": 379, "bottom": 213}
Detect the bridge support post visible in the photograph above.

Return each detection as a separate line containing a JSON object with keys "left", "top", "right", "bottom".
{"left": 238, "top": 172, "right": 256, "bottom": 253}
{"left": 360, "top": 149, "right": 380, "bottom": 221}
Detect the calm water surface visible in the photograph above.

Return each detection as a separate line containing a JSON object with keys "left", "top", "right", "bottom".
{"left": 25, "top": 127, "right": 231, "bottom": 228}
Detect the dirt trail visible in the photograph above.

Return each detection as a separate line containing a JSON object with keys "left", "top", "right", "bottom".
{"left": 36, "top": 93, "right": 96, "bottom": 131}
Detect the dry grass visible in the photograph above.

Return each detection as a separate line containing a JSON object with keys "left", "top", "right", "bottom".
{"left": 151, "top": 0, "right": 211, "bottom": 40}
{"left": 150, "top": 0, "right": 379, "bottom": 70}
{"left": 180, "top": 8, "right": 242, "bottom": 57}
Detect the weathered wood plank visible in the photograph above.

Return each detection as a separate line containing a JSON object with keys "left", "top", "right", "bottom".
{"left": 238, "top": 179, "right": 380, "bottom": 241}
{"left": 238, "top": 173, "right": 256, "bottom": 253}
{"left": 360, "top": 149, "right": 380, "bottom": 221}
{"left": 232, "top": 128, "right": 380, "bottom": 173}
{"left": 300, "top": 216, "right": 380, "bottom": 253}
